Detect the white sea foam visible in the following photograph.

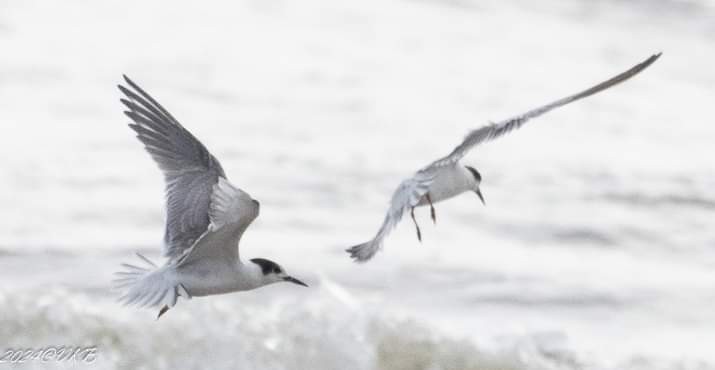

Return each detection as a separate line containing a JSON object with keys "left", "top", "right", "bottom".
{"left": 0, "top": 288, "right": 542, "bottom": 370}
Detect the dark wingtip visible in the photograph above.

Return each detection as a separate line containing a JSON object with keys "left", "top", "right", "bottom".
{"left": 117, "top": 84, "right": 132, "bottom": 98}
{"left": 122, "top": 74, "right": 144, "bottom": 93}
{"left": 118, "top": 74, "right": 133, "bottom": 92}
{"left": 119, "top": 98, "right": 134, "bottom": 109}
{"left": 637, "top": 52, "right": 662, "bottom": 72}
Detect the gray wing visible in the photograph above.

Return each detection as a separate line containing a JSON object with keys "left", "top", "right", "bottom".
{"left": 118, "top": 75, "right": 226, "bottom": 260}
{"left": 346, "top": 171, "right": 435, "bottom": 262}
{"left": 178, "top": 177, "right": 260, "bottom": 265}
{"left": 425, "top": 53, "right": 661, "bottom": 170}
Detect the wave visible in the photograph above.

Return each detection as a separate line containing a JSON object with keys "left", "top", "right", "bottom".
{"left": 0, "top": 286, "right": 581, "bottom": 370}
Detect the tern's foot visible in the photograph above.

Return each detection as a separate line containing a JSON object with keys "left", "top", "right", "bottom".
{"left": 410, "top": 207, "right": 422, "bottom": 243}
{"left": 157, "top": 305, "right": 169, "bottom": 320}
{"left": 426, "top": 193, "right": 436, "bottom": 224}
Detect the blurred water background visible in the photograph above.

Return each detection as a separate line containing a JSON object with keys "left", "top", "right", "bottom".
{"left": 1, "top": 0, "right": 714, "bottom": 369}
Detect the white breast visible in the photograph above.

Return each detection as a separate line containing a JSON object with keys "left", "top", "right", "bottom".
{"left": 416, "top": 166, "right": 473, "bottom": 206}
{"left": 175, "top": 229, "right": 261, "bottom": 296}
{"left": 177, "top": 258, "right": 237, "bottom": 296}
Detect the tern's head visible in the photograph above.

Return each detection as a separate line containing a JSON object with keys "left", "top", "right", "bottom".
{"left": 465, "top": 166, "right": 485, "bottom": 206}
{"left": 250, "top": 258, "right": 308, "bottom": 288}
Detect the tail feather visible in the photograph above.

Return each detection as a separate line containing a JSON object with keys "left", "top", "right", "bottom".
{"left": 145, "top": 288, "right": 167, "bottom": 307}
{"left": 119, "top": 263, "right": 149, "bottom": 272}
{"left": 346, "top": 238, "right": 382, "bottom": 262}
{"left": 113, "top": 253, "right": 184, "bottom": 310}
{"left": 114, "top": 270, "right": 140, "bottom": 277}
{"left": 112, "top": 277, "right": 140, "bottom": 289}
{"left": 135, "top": 252, "right": 158, "bottom": 267}
{"left": 139, "top": 288, "right": 161, "bottom": 307}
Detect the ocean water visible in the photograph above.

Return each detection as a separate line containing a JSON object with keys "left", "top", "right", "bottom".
{"left": 1, "top": 0, "right": 714, "bottom": 369}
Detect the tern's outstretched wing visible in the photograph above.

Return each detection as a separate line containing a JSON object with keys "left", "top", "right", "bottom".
{"left": 425, "top": 53, "right": 661, "bottom": 170}
{"left": 118, "top": 76, "right": 228, "bottom": 260}
{"left": 178, "top": 177, "right": 259, "bottom": 265}
{"left": 346, "top": 171, "right": 435, "bottom": 262}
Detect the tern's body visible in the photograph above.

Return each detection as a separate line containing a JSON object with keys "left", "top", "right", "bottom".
{"left": 414, "top": 166, "right": 476, "bottom": 207}
{"left": 175, "top": 260, "right": 263, "bottom": 297}
{"left": 112, "top": 76, "right": 307, "bottom": 318}
{"left": 172, "top": 229, "right": 264, "bottom": 296}
{"left": 347, "top": 53, "right": 661, "bottom": 262}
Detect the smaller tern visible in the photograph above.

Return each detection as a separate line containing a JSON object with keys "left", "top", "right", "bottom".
{"left": 112, "top": 76, "right": 307, "bottom": 319}
{"left": 347, "top": 53, "right": 661, "bottom": 262}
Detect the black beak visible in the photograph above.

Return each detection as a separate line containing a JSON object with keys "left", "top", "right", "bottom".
{"left": 475, "top": 189, "right": 485, "bottom": 205}
{"left": 283, "top": 276, "right": 308, "bottom": 287}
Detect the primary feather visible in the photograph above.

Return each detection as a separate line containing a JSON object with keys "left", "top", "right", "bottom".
{"left": 119, "top": 76, "right": 226, "bottom": 260}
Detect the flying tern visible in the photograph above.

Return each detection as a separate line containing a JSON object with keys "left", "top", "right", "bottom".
{"left": 112, "top": 76, "right": 308, "bottom": 319}
{"left": 347, "top": 53, "right": 661, "bottom": 262}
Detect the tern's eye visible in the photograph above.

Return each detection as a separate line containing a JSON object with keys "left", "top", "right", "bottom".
{"left": 274, "top": 267, "right": 282, "bottom": 274}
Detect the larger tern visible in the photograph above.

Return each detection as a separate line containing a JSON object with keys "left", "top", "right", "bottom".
{"left": 347, "top": 53, "right": 661, "bottom": 262}
{"left": 113, "top": 76, "right": 307, "bottom": 319}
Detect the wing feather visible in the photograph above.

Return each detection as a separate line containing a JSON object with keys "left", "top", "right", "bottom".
{"left": 178, "top": 177, "right": 259, "bottom": 265}
{"left": 426, "top": 53, "right": 661, "bottom": 169}
{"left": 119, "top": 75, "right": 227, "bottom": 260}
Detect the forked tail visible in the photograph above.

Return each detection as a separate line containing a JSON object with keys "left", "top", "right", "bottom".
{"left": 346, "top": 238, "right": 383, "bottom": 263}
{"left": 112, "top": 253, "right": 190, "bottom": 312}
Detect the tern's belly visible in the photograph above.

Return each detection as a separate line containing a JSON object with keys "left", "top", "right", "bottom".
{"left": 176, "top": 259, "right": 241, "bottom": 297}
{"left": 415, "top": 185, "right": 466, "bottom": 206}
{"left": 415, "top": 168, "right": 471, "bottom": 206}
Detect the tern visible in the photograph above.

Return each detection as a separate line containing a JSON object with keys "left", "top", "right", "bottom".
{"left": 112, "top": 76, "right": 308, "bottom": 319}
{"left": 347, "top": 53, "right": 661, "bottom": 262}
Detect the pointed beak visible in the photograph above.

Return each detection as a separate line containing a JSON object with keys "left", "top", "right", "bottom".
{"left": 283, "top": 276, "right": 309, "bottom": 287}
{"left": 475, "top": 189, "right": 485, "bottom": 205}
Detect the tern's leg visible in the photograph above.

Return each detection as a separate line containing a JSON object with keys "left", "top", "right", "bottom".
{"left": 426, "top": 193, "right": 436, "bottom": 224}
{"left": 410, "top": 207, "right": 422, "bottom": 242}
{"left": 157, "top": 305, "right": 169, "bottom": 320}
